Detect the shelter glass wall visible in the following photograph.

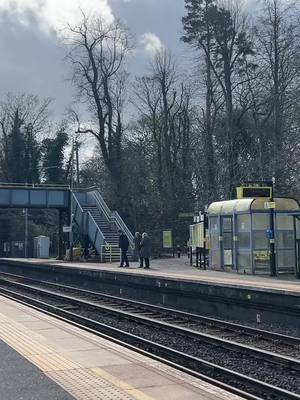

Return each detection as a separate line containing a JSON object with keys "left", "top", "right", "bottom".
{"left": 236, "top": 214, "right": 251, "bottom": 273}
{"left": 221, "top": 216, "right": 233, "bottom": 267}
{"left": 207, "top": 198, "right": 299, "bottom": 275}
{"left": 209, "top": 217, "right": 220, "bottom": 268}
{"left": 252, "top": 213, "right": 269, "bottom": 272}
{"left": 276, "top": 214, "right": 295, "bottom": 272}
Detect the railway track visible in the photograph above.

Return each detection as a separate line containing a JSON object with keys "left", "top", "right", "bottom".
{"left": 0, "top": 272, "right": 299, "bottom": 400}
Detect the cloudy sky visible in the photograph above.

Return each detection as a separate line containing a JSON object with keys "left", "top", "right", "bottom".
{"left": 0, "top": 0, "right": 262, "bottom": 122}
{"left": 0, "top": 0, "right": 190, "bottom": 117}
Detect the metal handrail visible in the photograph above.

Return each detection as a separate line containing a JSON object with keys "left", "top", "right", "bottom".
{"left": 93, "top": 190, "right": 134, "bottom": 248}
{"left": 87, "top": 210, "right": 106, "bottom": 240}
{"left": 0, "top": 182, "right": 70, "bottom": 190}
{"left": 87, "top": 211, "right": 106, "bottom": 259}
{"left": 93, "top": 191, "right": 112, "bottom": 221}
{"left": 111, "top": 210, "right": 134, "bottom": 248}
{"left": 71, "top": 191, "right": 106, "bottom": 257}
{"left": 101, "top": 244, "right": 121, "bottom": 263}
{"left": 0, "top": 183, "right": 99, "bottom": 191}
{"left": 72, "top": 191, "right": 84, "bottom": 213}
{"left": 71, "top": 192, "right": 85, "bottom": 233}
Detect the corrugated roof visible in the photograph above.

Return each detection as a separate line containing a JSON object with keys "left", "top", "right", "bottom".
{"left": 207, "top": 197, "right": 299, "bottom": 215}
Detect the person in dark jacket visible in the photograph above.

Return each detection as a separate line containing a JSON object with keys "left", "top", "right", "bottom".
{"left": 134, "top": 232, "right": 143, "bottom": 268}
{"left": 140, "top": 232, "right": 151, "bottom": 269}
{"left": 118, "top": 230, "right": 130, "bottom": 267}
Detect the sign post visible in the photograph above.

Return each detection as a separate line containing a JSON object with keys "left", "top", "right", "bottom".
{"left": 269, "top": 178, "right": 276, "bottom": 277}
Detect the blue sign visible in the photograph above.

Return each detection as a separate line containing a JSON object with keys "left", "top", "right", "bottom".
{"left": 266, "top": 229, "right": 274, "bottom": 239}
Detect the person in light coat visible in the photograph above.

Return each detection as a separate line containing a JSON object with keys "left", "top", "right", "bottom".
{"left": 140, "top": 232, "right": 151, "bottom": 269}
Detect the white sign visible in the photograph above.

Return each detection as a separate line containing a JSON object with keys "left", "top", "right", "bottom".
{"left": 63, "top": 226, "right": 72, "bottom": 233}
{"left": 264, "top": 201, "right": 276, "bottom": 209}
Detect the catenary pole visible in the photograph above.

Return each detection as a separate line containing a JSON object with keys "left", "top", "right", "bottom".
{"left": 270, "top": 177, "right": 276, "bottom": 276}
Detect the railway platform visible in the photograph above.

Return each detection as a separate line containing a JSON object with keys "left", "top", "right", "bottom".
{"left": 0, "top": 257, "right": 299, "bottom": 326}
{"left": 2, "top": 257, "right": 300, "bottom": 294}
{"left": 0, "top": 294, "right": 243, "bottom": 400}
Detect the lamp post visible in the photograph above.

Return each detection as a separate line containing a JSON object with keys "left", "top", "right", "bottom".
{"left": 69, "top": 138, "right": 75, "bottom": 262}
{"left": 23, "top": 123, "right": 33, "bottom": 258}
{"left": 23, "top": 208, "right": 28, "bottom": 258}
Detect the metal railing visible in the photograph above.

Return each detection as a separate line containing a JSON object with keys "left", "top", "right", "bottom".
{"left": 101, "top": 245, "right": 121, "bottom": 263}
{"left": 92, "top": 190, "right": 134, "bottom": 249}
{"left": 72, "top": 192, "right": 86, "bottom": 233}
{"left": 111, "top": 210, "right": 134, "bottom": 248}
{"left": 93, "top": 190, "right": 112, "bottom": 222}
{"left": 0, "top": 182, "right": 70, "bottom": 190}
{"left": 72, "top": 191, "right": 105, "bottom": 259}
{"left": 87, "top": 212, "right": 105, "bottom": 260}
{"left": 71, "top": 188, "right": 134, "bottom": 257}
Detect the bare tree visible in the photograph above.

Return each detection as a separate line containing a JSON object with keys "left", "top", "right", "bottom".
{"left": 134, "top": 50, "right": 194, "bottom": 218}
{"left": 64, "top": 13, "right": 131, "bottom": 201}
{"left": 254, "top": 0, "right": 300, "bottom": 190}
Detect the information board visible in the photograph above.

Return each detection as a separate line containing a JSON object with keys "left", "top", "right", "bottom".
{"left": 163, "top": 230, "right": 173, "bottom": 249}
{"left": 190, "top": 223, "right": 204, "bottom": 248}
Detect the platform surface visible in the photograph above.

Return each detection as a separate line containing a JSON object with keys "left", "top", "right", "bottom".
{"left": 3, "top": 257, "right": 300, "bottom": 295}
{"left": 0, "top": 340, "right": 74, "bottom": 400}
{"left": 0, "top": 294, "right": 243, "bottom": 400}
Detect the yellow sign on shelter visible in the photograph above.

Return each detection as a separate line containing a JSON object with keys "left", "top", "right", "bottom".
{"left": 163, "top": 230, "right": 173, "bottom": 249}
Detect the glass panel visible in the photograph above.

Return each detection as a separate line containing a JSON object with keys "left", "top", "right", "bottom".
{"left": 223, "top": 232, "right": 233, "bottom": 249}
{"left": 276, "top": 215, "right": 293, "bottom": 230}
{"left": 237, "top": 252, "right": 251, "bottom": 270}
{"left": 254, "top": 250, "right": 269, "bottom": 270}
{"left": 297, "top": 219, "right": 300, "bottom": 240}
{"left": 224, "top": 249, "right": 232, "bottom": 265}
{"left": 211, "top": 250, "right": 220, "bottom": 268}
{"left": 253, "top": 231, "right": 268, "bottom": 249}
{"left": 238, "top": 232, "right": 251, "bottom": 249}
{"left": 210, "top": 233, "right": 219, "bottom": 250}
{"left": 236, "top": 214, "right": 250, "bottom": 232}
{"left": 222, "top": 217, "right": 232, "bottom": 232}
{"left": 276, "top": 231, "right": 294, "bottom": 249}
{"left": 252, "top": 213, "right": 269, "bottom": 230}
{"left": 277, "top": 250, "right": 295, "bottom": 268}
{"left": 209, "top": 217, "right": 219, "bottom": 232}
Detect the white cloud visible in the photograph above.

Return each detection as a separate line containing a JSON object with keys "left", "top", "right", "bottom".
{"left": 140, "top": 32, "right": 164, "bottom": 55}
{"left": 0, "top": 0, "right": 115, "bottom": 35}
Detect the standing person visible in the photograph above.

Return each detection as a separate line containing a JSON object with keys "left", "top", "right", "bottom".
{"left": 118, "top": 230, "right": 130, "bottom": 268}
{"left": 134, "top": 232, "right": 143, "bottom": 268}
{"left": 140, "top": 232, "right": 151, "bottom": 269}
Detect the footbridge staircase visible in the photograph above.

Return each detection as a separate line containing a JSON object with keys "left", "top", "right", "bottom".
{"left": 72, "top": 189, "right": 134, "bottom": 262}
{"left": 0, "top": 184, "right": 134, "bottom": 262}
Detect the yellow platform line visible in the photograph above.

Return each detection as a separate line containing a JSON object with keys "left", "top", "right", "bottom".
{"left": 92, "top": 368, "right": 155, "bottom": 400}
{"left": 0, "top": 298, "right": 155, "bottom": 400}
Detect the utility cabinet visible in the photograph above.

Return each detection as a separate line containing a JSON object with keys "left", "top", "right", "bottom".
{"left": 34, "top": 236, "right": 50, "bottom": 259}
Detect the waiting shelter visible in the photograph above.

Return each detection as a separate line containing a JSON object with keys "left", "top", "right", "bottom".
{"left": 207, "top": 197, "right": 299, "bottom": 275}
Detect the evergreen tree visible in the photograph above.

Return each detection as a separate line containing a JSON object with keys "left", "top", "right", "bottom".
{"left": 182, "top": 0, "right": 255, "bottom": 196}
{"left": 41, "top": 127, "right": 68, "bottom": 184}
{"left": 7, "top": 110, "right": 26, "bottom": 182}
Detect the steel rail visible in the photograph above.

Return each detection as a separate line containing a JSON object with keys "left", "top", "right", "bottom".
{"left": 0, "top": 276, "right": 300, "bottom": 374}
{"left": 0, "top": 285, "right": 299, "bottom": 400}
{"left": 0, "top": 271, "right": 299, "bottom": 347}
